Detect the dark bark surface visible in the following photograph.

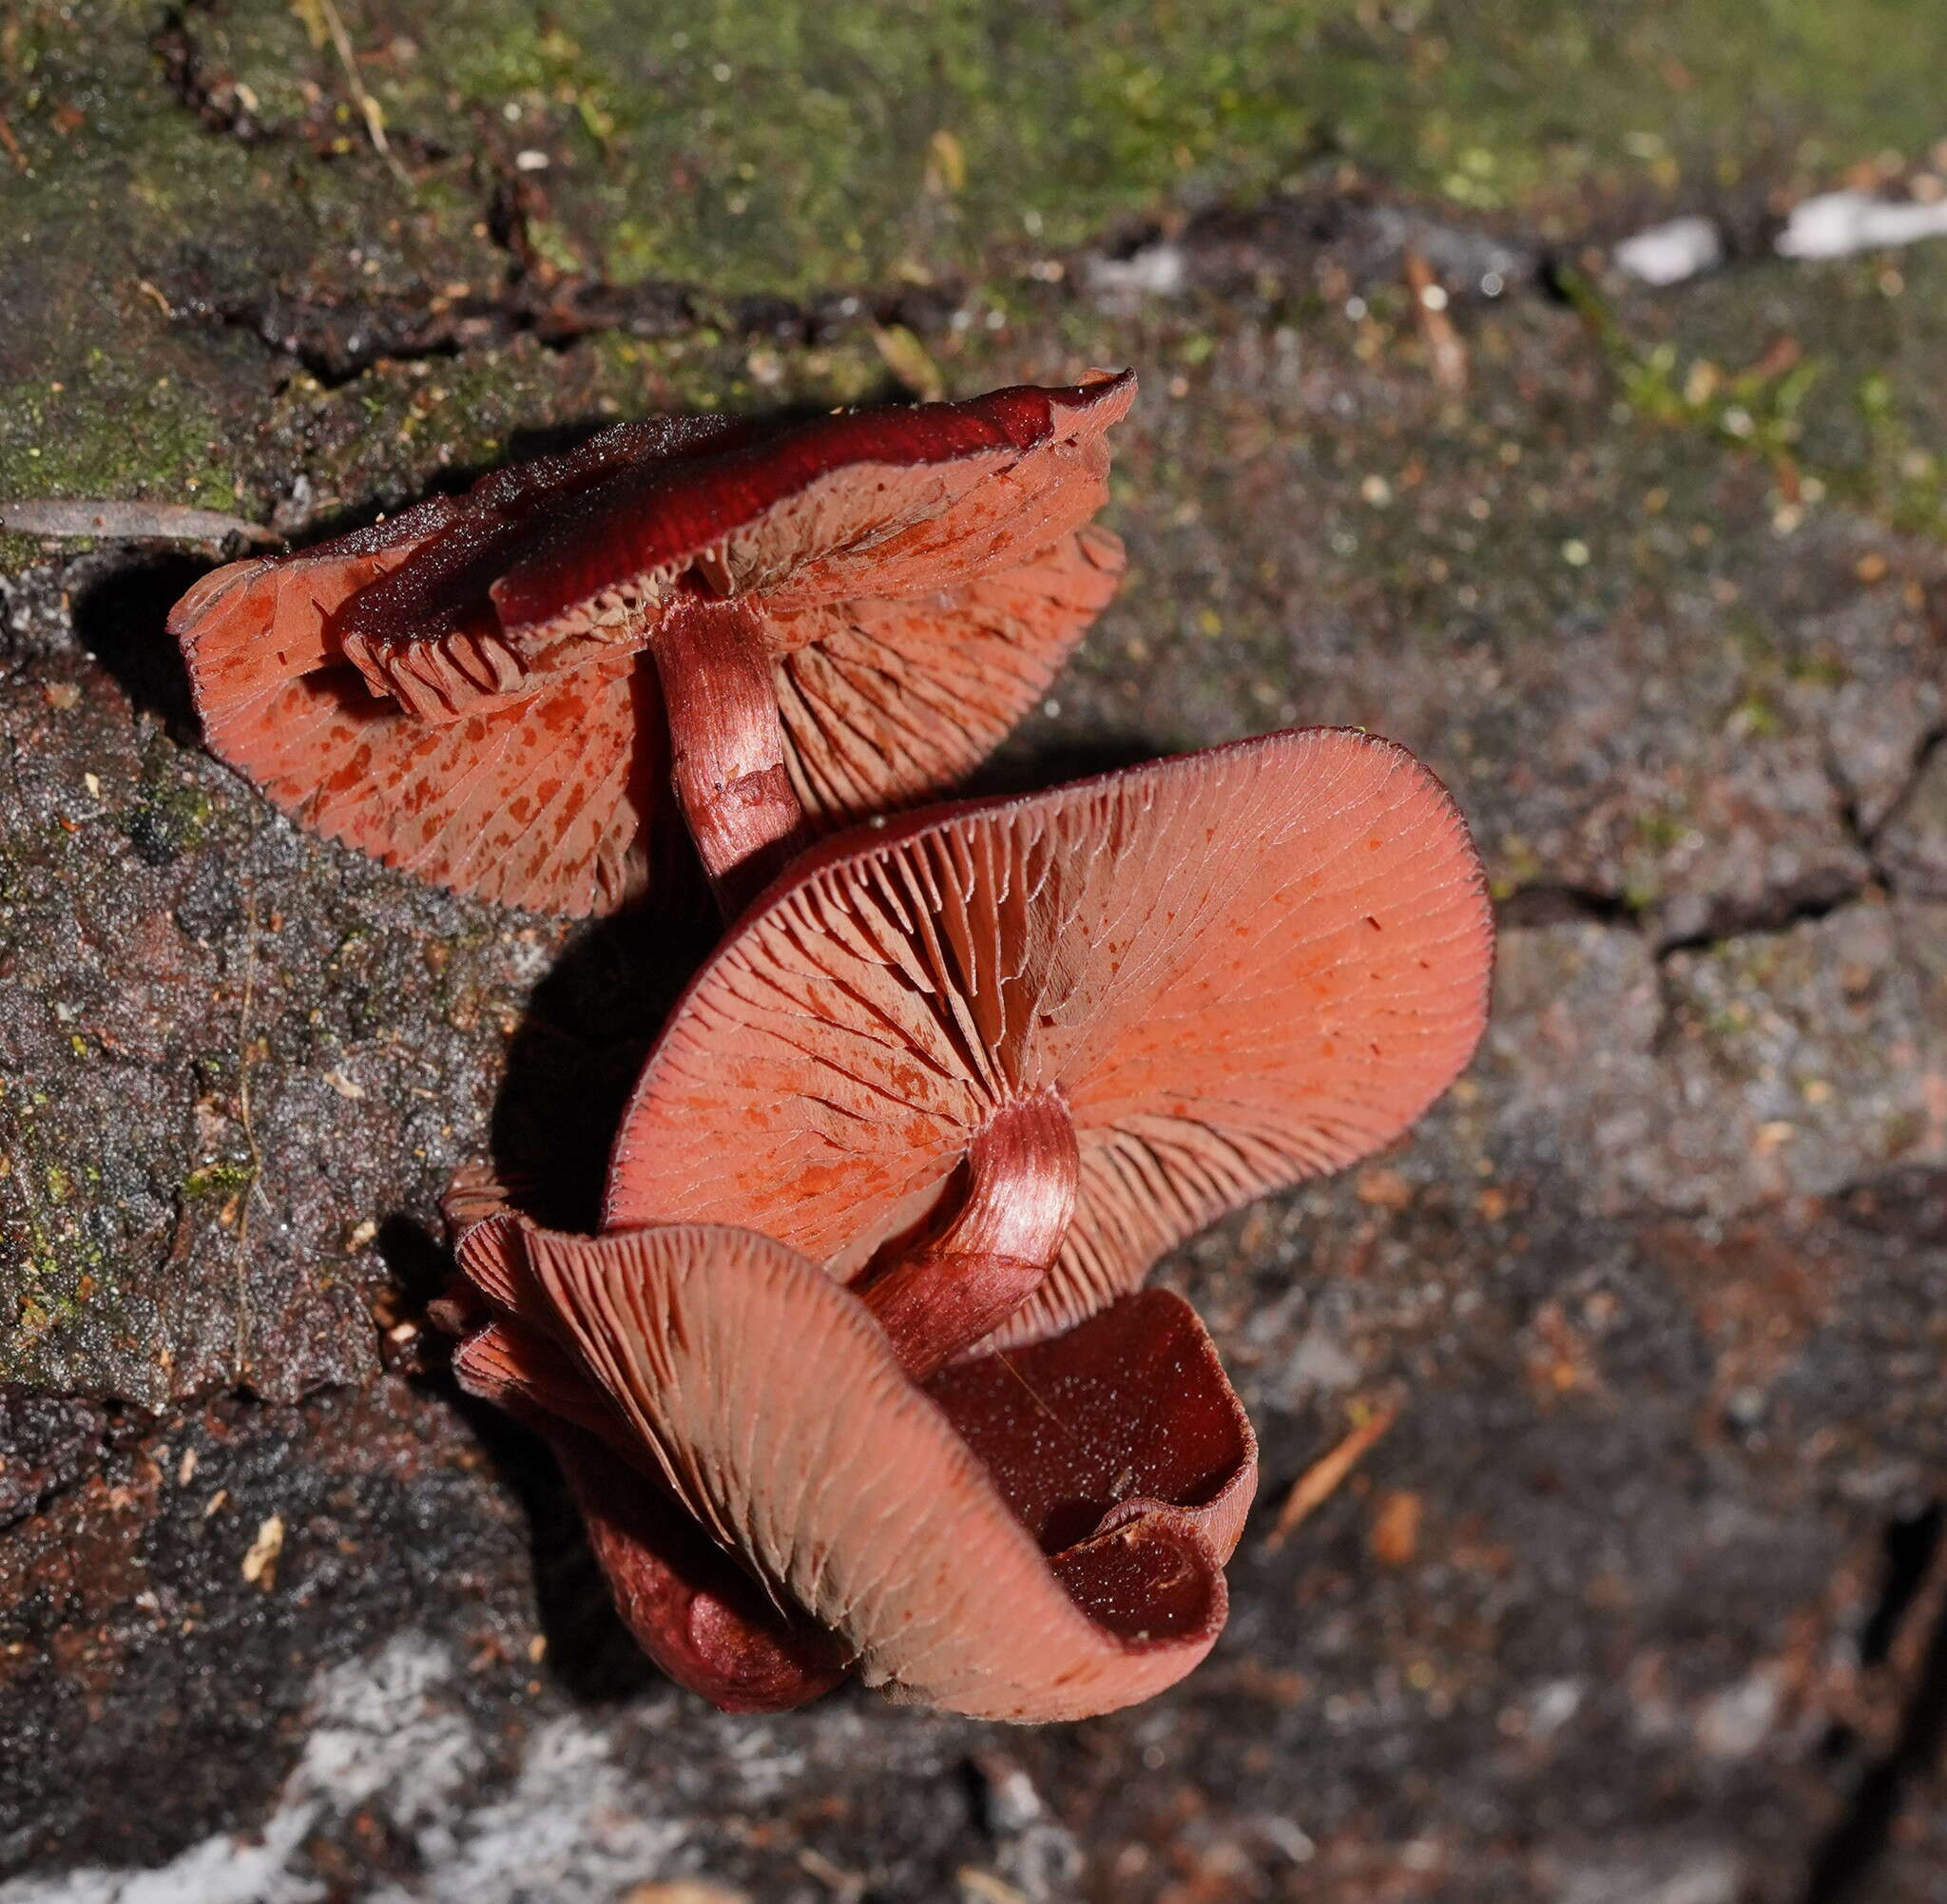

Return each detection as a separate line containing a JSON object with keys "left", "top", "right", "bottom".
{"left": 4, "top": 5, "right": 1946, "bottom": 1900}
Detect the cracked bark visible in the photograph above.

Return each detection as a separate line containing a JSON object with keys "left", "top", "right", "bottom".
{"left": 1869, "top": 727, "right": 1947, "bottom": 897}
{"left": 1497, "top": 872, "right": 1878, "bottom": 960}
{"left": 181, "top": 274, "right": 964, "bottom": 390}
{"left": 1804, "top": 1504, "right": 1947, "bottom": 1904}
{"left": 1494, "top": 729, "right": 1947, "bottom": 960}
{"left": 10, "top": 42, "right": 1947, "bottom": 1888}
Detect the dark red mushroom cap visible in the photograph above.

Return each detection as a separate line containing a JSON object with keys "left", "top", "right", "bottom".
{"left": 473, "top": 372, "right": 1132, "bottom": 639}
{"left": 606, "top": 725, "right": 1494, "bottom": 1346}
{"left": 449, "top": 1211, "right": 1254, "bottom": 1721}
{"left": 168, "top": 376, "right": 1131, "bottom": 916}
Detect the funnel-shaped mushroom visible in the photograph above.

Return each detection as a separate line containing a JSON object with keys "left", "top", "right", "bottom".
{"left": 168, "top": 376, "right": 1132, "bottom": 916}
{"left": 607, "top": 725, "right": 1494, "bottom": 1350}
{"left": 445, "top": 1204, "right": 1255, "bottom": 1721}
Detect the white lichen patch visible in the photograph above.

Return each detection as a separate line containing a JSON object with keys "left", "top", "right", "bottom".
{"left": 0, "top": 1637, "right": 695, "bottom": 1904}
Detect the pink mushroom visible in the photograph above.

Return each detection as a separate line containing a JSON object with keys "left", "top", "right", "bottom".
{"left": 449, "top": 1211, "right": 1253, "bottom": 1721}
{"left": 444, "top": 726, "right": 1493, "bottom": 1719}
{"left": 607, "top": 724, "right": 1496, "bottom": 1348}
{"left": 167, "top": 375, "right": 1132, "bottom": 916}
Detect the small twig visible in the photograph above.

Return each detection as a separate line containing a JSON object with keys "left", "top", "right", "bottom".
{"left": 992, "top": 1348, "right": 1066, "bottom": 1430}
{"left": 1264, "top": 1397, "right": 1400, "bottom": 1552}
{"left": 233, "top": 891, "right": 268, "bottom": 1374}
{"left": 797, "top": 1847, "right": 865, "bottom": 1901}
{"left": 0, "top": 499, "right": 280, "bottom": 545}
{"left": 315, "top": 0, "right": 412, "bottom": 186}
{"left": 1403, "top": 249, "right": 1469, "bottom": 393}
{"left": 1, "top": 1146, "right": 45, "bottom": 1251}
{"left": 0, "top": 113, "right": 27, "bottom": 172}
{"left": 872, "top": 323, "right": 946, "bottom": 402}
{"left": 957, "top": 1871, "right": 1029, "bottom": 1904}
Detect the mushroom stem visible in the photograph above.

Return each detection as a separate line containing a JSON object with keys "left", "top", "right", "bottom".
{"left": 861, "top": 1090, "right": 1080, "bottom": 1380}
{"left": 647, "top": 593, "right": 808, "bottom": 914}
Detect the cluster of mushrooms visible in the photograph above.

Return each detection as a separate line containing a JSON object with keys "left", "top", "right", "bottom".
{"left": 168, "top": 370, "right": 1494, "bottom": 1722}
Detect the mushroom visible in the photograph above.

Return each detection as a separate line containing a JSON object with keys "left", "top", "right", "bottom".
{"left": 442, "top": 725, "right": 1491, "bottom": 1717}
{"left": 168, "top": 376, "right": 1132, "bottom": 916}
{"left": 607, "top": 724, "right": 1495, "bottom": 1352}
{"left": 446, "top": 1207, "right": 1255, "bottom": 1721}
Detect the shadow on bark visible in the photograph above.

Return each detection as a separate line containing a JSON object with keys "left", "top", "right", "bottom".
{"left": 1802, "top": 1503, "right": 1947, "bottom": 1904}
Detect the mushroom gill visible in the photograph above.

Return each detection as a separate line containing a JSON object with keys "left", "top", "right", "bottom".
{"left": 609, "top": 724, "right": 1495, "bottom": 1347}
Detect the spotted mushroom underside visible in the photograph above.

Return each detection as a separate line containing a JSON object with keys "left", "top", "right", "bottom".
{"left": 168, "top": 375, "right": 1133, "bottom": 915}
{"left": 608, "top": 724, "right": 1496, "bottom": 1347}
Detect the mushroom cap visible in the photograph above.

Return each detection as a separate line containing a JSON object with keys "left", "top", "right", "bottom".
{"left": 334, "top": 411, "right": 755, "bottom": 664}
{"left": 607, "top": 726, "right": 1494, "bottom": 1344}
{"left": 168, "top": 379, "right": 1130, "bottom": 915}
{"left": 479, "top": 371, "right": 1134, "bottom": 641}
{"left": 557, "top": 1427, "right": 849, "bottom": 1715}
{"left": 450, "top": 1215, "right": 845, "bottom": 1713}
{"left": 323, "top": 373, "right": 1128, "bottom": 704}
{"left": 927, "top": 1286, "right": 1257, "bottom": 1566}
{"left": 490, "top": 1216, "right": 1245, "bottom": 1721}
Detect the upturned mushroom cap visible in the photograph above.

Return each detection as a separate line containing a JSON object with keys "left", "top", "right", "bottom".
{"left": 607, "top": 725, "right": 1494, "bottom": 1346}
{"left": 448, "top": 1216, "right": 846, "bottom": 1713}
{"left": 168, "top": 377, "right": 1131, "bottom": 915}
{"left": 452, "top": 1212, "right": 1252, "bottom": 1721}
{"left": 470, "top": 373, "right": 1132, "bottom": 635}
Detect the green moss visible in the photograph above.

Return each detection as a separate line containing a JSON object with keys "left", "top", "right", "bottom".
{"left": 7, "top": 0, "right": 1947, "bottom": 576}
{"left": 1632, "top": 810, "right": 1689, "bottom": 854}
{"left": 1728, "top": 693, "right": 1782, "bottom": 739}
{"left": 0, "top": 367, "right": 242, "bottom": 536}
{"left": 1702, "top": 1002, "right": 1753, "bottom": 1040}
{"left": 365, "top": 3, "right": 1947, "bottom": 278}
{"left": 183, "top": 1161, "right": 257, "bottom": 1200}
{"left": 1573, "top": 273, "right": 1947, "bottom": 546}
{"left": 1620, "top": 871, "right": 1662, "bottom": 914}
{"left": 50, "top": 0, "right": 1947, "bottom": 307}
{"left": 0, "top": 1135, "right": 110, "bottom": 1360}
{"left": 126, "top": 766, "right": 217, "bottom": 865}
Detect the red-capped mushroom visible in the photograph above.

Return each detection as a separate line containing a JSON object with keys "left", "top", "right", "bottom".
{"left": 446, "top": 1206, "right": 1255, "bottom": 1721}
{"left": 607, "top": 725, "right": 1494, "bottom": 1351}
{"left": 442, "top": 725, "right": 1490, "bottom": 1719}
{"left": 168, "top": 376, "right": 1132, "bottom": 916}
